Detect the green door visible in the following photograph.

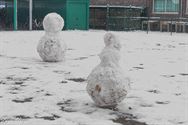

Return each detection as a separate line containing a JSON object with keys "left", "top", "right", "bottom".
{"left": 66, "top": 3, "right": 88, "bottom": 30}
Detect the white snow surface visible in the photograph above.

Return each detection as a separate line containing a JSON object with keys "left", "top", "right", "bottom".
{"left": 0, "top": 30, "right": 188, "bottom": 125}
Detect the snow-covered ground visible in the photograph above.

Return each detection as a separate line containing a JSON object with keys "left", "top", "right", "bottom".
{"left": 0, "top": 31, "right": 187, "bottom": 125}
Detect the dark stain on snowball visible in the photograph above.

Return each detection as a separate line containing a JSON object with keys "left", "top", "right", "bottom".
{"left": 95, "top": 85, "right": 101, "bottom": 92}
{"left": 113, "top": 117, "right": 147, "bottom": 125}
{"left": 12, "top": 97, "right": 33, "bottom": 103}
{"left": 67, "top": 78, "right": 86, "bottom": 82}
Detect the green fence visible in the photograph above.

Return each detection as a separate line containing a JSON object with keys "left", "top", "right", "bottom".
{"left": 0, "top": 0, "right": 14, "bottom": 30}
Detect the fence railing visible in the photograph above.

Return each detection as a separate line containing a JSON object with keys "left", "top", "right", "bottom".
{"left": 89, "top": 5, "right": 188, "bottom": 33}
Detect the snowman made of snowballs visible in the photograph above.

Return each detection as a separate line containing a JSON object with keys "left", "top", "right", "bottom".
{"left": 37, "top": 13, "right": 130, "bottom": 108}
{"left": 87, "top": 33, "right": 130, "bottom": 107}
{"left": 37, "top": 13, "right": 66, "bottom": 62}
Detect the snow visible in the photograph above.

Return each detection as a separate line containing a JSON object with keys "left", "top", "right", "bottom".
{"left": 43, "top": 13, "right": 64, "bottom": 33}
{"left": 0, "top": 30, "right": 188, "bottom": 125}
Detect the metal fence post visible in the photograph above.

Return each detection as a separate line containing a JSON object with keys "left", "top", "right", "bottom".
{"left": 13, "top": 0, "right": 17, "bottom": 30}
{"left": 147, "top": 16, "right": 149, "bottom": 34}
{"left": 171, "top": 18, "right": 172, "bottom": 36}
{"left": 29, "top": 0, "right": 33, "bottom": 30}
{"left": 106, "top": 4, "right": 109, "bottom": 31}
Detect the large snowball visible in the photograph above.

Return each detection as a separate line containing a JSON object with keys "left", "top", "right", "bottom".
{"left": 87, "top": 65, "right": 130, "bottom": 107}
{"left": 37, "top": 35, "right": 66, "bottom": 62}
{"left": 43, "top": 13, "right": 64, "bottom": 33}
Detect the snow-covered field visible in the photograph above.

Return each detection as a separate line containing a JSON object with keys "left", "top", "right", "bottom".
{"left": 0, "top": 31, "right": 187, "bottom": 125}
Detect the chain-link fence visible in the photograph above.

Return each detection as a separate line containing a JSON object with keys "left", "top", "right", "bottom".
{"left": 90, "top": 5, "right": 144, "bottom": 31}
{"left": 89, "top": 5, "right": 188, "bottom": 33}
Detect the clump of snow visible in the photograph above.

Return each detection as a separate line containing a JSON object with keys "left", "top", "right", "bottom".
{"left": 87, "top": 33, "right": 130, "bottom": 107}
{"left": 43, "top": 13, "right": 64, "bottom": 33}
{"left": 37, "top": 13, "right": 66, "bottom": 62}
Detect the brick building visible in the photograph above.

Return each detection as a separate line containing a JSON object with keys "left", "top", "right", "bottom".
{"left": 90, "top": 0, "right": 188, "bottom": 18}
{"left": 90, "top": 0, "right": 188, "bottom": 32}
{"left": 90, "top": 0, "right": 147, "bottom": 7}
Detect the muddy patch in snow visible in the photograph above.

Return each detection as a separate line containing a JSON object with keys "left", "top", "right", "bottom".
{"left": 155, "top": 101, "right": 170, "bottom": 105}
{"left": 14, "top": 115, "right": 31, "bottom": 120}
{"left": 179, "top": 73, "right": 188, "bottom": 76}
{"left": 147, "top": 89, "right": 160, "bottom": 94}
{"left": 0, "top": 117, "right": 13, "bottom": 123}
{"left": 74, "top": 57, "right": 88, "bottom": 60}
{"left": 12, "top": 97, "right": 33, "bottom": 103}
{"left": 113, "top": 117, "right": 147, "bottom": 125}
{"left": 0, "top": 80, "right": 6, "bottom": 85}
{"left": 6, "top": 76, "right": 36, "bottom": 82}
{"left": 161, "top": 75, "right": 176, "bottom": 78}
{"left": 57, "top": 99, "right": 77, "bottom": 113}
{"left": 133, "top": 67, "right": 144, "bottom": 70}
{"left": 11, "top": 67, "right": 30, "bottom": 70}
{"left": 35, "top": 114, "right": 60, "bottom": 121}
{"left": 67, "top": 78, "right": 86, "bottom": 82}
{"left": 60, "top": 80, "right": 68, "bottom": 84}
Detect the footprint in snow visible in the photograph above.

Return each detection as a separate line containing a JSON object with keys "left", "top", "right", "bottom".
{"left": 35, "top": 114, "right": 60, "bottom": 121}
{"left": 113, "top": 117, "right": 147, "bottom": 125}
{"left": 12, "top": 97, "right": 33, "bottom": 103}
{"left": 155, "top": 101, "right": 170, "bottom": 105}
{"left": 14, "top": 115, "right": 31, "bottom": 120}
{"left": 57, "top": 99, "right": 77, "bottom": 113}
{"left": 67, "top": 78, "right": 86, "bottom": 82}
{"left": 147, "top": 89, "right": 160, "bottom": 94}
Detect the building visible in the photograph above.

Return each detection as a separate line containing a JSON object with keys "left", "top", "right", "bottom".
{"left": 90, "top": 0, "right": 188, "bottom": 18}
{"left": 90, "top": 0, "right": 188, "bottom": 32}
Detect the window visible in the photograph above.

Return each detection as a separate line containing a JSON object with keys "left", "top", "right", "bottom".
{"left": 153, "top": 0, "right": 179, "bottom": 13}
